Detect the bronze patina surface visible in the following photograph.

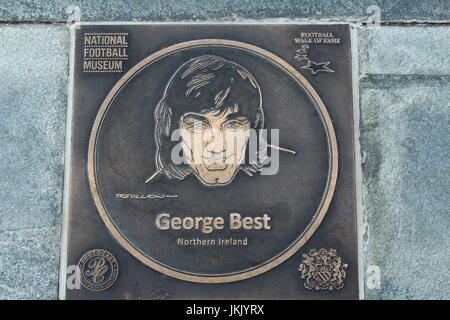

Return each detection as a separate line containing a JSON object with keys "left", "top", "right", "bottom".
{"left": 63, "top": 23, "right": 358, "bottom": 299}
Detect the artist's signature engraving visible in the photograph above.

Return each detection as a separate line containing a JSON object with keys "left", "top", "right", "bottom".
{"left": 149, "top": 288, "right": 171, "bottom": 300}
{"left": 298, "top": 248, "right": 348, "bottom": 290}
{"left": 78, "top": 249, "right": 119, "bottom": 291}
{"left": 115, "top": 193, "right": 178, "bottom": 200}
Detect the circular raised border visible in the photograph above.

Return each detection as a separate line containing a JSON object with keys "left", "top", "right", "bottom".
{"left": 77, "top": 249, "right": 119, "bottom": 291}
{"left": 88, "top": 39, "right": 338, "bottom": 283}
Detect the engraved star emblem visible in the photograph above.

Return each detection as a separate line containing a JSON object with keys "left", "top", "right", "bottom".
{"left": 301, "top": 60, "right": 335, "bottom": 75}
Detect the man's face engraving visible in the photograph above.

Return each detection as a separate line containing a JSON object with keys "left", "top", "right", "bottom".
{"left": 180, "top": 106, "right": 250, "bottom": 186}
{"left": 149, "top": 55, "right": 267, "bottom": 187}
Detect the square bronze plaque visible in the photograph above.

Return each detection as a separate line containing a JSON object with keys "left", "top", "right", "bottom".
{"left": 61, "top": 23, "right": 359, "bottom": 299}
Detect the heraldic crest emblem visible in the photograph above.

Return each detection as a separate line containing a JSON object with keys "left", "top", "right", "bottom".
{"left": 298, "top": 248, "right": 348, "bottom": 290}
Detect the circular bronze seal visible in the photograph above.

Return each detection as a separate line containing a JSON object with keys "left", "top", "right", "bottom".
{"left": 88, "top": 39, "right": 338, "bottom": 283}
{"left": 78, "top": 249, "right": 119, "bottom": 291}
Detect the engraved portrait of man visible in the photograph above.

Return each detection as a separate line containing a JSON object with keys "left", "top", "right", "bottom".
{"left": 146, "top": 55, "right": 269, "bottom": 187}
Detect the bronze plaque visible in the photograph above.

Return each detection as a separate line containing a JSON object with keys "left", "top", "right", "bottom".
{"left": 62, "top": 23, "right": 358, "bottom": 299}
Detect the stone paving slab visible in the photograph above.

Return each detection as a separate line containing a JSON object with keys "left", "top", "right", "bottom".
{"left": 359, "top": 25, "right": 449, "bottom": 300}
{"left": 0, "top": 25, "right": 69, "bottom": 299}
{"left": 360, "top": 27, "right": 450, "bottom": 76}
{"left": 0, "top": 0, "right": 448, "bottom": 22}
{"left": 360, "top": 78, "right": 450, "bottom": 299}
{"left": 0, "top": 227, "right": 60, "bottom": 299}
